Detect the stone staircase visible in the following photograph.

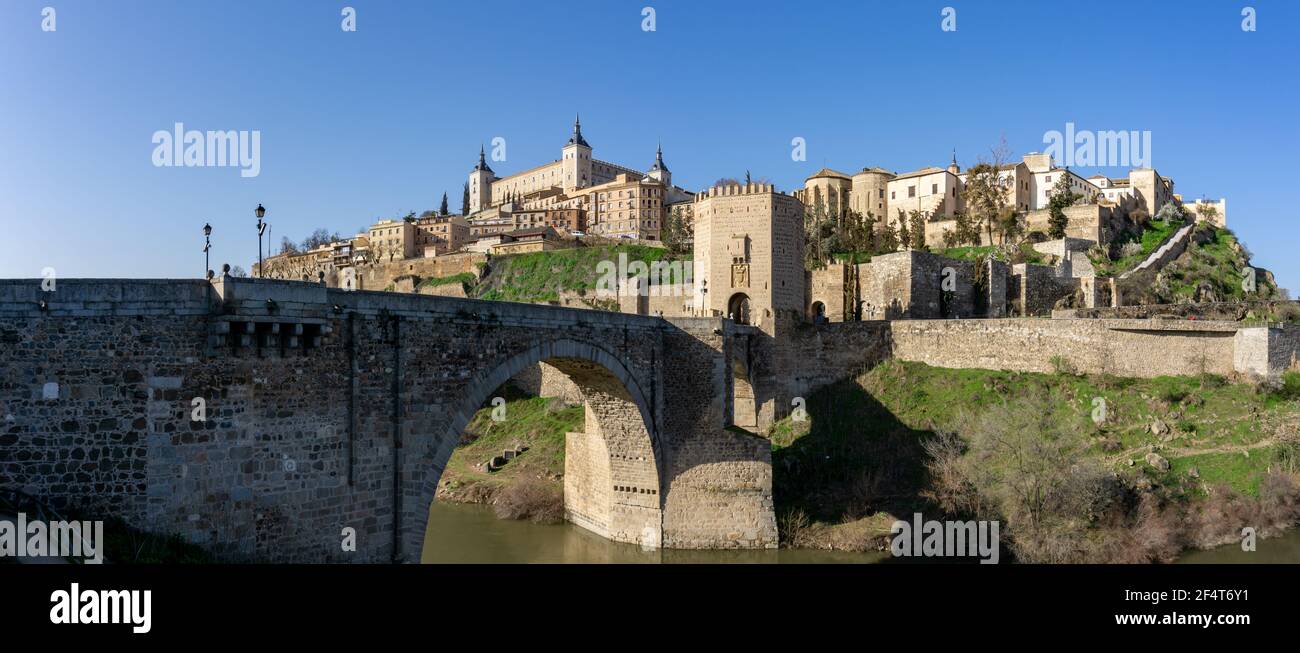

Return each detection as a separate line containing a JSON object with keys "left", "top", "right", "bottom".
{"left": 1121, "top": 221, "right": 1195, "bottom": 279}
{"left": 479, "top": 445, "right": 530, "bottom": 473}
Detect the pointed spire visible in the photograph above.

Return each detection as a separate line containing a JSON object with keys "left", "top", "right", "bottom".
{"left": 567, "top": 113, "right": 589, "bottom": 148}
{"left": 474, "top": 143, "right": 493, "bottom": 174}
{"left": 650, "top": 139, "right": 669, "bottom": 173}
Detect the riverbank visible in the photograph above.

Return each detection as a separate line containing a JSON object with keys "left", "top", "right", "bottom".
{"left": 435, "top": 387, "right": 578, "bottom": 523}
{"left": 439, "top": 362, "right": 1300, "bottom": 562}
{"left": 771, "top": 360, "right": 1300, "bottom": 562}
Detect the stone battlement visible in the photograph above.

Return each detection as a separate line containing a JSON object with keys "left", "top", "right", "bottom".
{"left": 694, "top": 183, "right": 781, "bottom": 200}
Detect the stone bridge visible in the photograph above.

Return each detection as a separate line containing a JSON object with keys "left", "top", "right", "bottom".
{"left": 0, "top": 277, "right": 777, "bottom": 562}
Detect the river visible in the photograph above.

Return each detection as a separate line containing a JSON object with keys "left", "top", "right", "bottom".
{"left": 422, "top": 502, "right": 1300, "bottom": 564}
{"left": 421, "top": 502, "right": 885, "bottom": 563}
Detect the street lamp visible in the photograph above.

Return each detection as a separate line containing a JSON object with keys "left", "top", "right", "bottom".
{"left": 203, "top": 223, "right": 212, "bottom": 279}
{"left": 255, "top": 204, "right": 267, "bottom": 277}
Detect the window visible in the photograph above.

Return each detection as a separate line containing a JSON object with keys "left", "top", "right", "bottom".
{"left": 908, "top": 186, "right": 916, "bottom": 198}
{"left": 931, "top": 183, "right": 938, "bottom": 194}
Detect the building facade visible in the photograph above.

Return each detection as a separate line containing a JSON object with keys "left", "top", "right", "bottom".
{"left": 465, "top": 117, "right": 692, "bottom": 241}
{"left": 692, "top": 183, "right": 806, "bottom": 335}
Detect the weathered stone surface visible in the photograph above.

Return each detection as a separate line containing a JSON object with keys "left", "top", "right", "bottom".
{"left": 1145, "top": 453, "right": 1171, "bottom": 472}
{"left": 0, "top": 278, "right": 779, "bottom": 563}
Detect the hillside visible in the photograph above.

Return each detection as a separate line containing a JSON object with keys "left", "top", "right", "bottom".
{"left": 1119, "top": 223, "right": 1287, "bottom": 305}
{"left": 769, "top": 360, "right": 1300, "bottom": 562}
{"left": 471, "top": 243, "right": 690, "bottom": 305}
{"left": 1073, "top": 204, "right": 1290, "bottom": 309}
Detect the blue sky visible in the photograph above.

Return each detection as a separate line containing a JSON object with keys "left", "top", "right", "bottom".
{"left": 2, "top": 0, "right": 1298, "bottom": 288}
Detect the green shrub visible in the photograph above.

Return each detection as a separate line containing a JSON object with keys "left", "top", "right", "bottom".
{"left": 1281, "top": 371, "right": 1300, "bottom": 400}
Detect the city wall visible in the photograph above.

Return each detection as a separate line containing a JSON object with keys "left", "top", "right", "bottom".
{"left": 888, "top": 318, "right": 1244, "bottom": 378}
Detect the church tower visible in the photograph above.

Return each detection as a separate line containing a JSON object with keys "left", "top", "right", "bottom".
{"left": 645, "top": 141, "right": 671, "bottom": 189}
{"left": 468, "top": 144, "right": 495, "bottom": 214}
{"left": 561, "top": 114, "right": 592, "bottom": 192}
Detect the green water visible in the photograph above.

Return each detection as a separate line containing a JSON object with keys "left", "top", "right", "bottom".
{"left": 1176, "top": 528, "right": 1300, "bottom": 564}
{"left": 421, "top": 502, "right": 885, "bottom": 564}
{"left": 422, "top": 502, "right": 1300, "bottom": 564}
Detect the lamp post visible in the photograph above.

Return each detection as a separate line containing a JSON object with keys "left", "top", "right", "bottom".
{"left": 255, "top": 204, "right": 267, "bottom": 277}
{"left": 203, "top": 222, "right": 212, "bottom": 279}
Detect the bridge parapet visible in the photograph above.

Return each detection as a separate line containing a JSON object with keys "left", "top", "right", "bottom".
{"left": 0, "top": 278, "right": 215, "bottom": 317}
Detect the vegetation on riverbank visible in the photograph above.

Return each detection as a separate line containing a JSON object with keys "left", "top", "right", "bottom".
{"left": 436, "top": 360, "right": 1300, "bottom": 562}
{"left": 770, "top": 360, "right": 1300, "bottom": 562}
{"left": 436, "top": 388, "right": 580, "bottom": 523}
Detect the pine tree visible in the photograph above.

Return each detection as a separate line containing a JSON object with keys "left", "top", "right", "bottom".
{"left": 461, "top": 182, "right": 470, "bottom": 216}
{"left": 439, "top": 192, "right": 449, "bottom": 216}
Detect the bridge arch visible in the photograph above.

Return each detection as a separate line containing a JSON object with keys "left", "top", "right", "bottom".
{"left": 409, "top": 338, "right": 664, "bottom": 561}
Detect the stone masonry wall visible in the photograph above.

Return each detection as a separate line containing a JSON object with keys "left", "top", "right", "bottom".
{"left": 1, "top": 278, "right": 777, "bottom": 562}
{"left": 858, "top": 251, "right": 976, "bottom": 320}
{"left": 746, "top": 321, "right": 892, "bottom": 432}
{"left": 509, "top": 362, "right": 585, "bottom": 404}
{"left": 355, "top": 252, "right": 486, "bottom": 292}
{"left": 807, "top": 264, "right": 848, "bottom": 322}
{"left": 890, "top": 318, "right": 1240, "bottom": 378}
{"left": 1014, "top": 263, "right": 1079, "bottom": 316}
{"left": 1267, "top": 327, "right": 1300, "bottom": 378}
{"left": 659, "top": 318, "right": 778, "bottom": 548}
{"left": 564, "top": 408, "right": 612, "bottom": 537}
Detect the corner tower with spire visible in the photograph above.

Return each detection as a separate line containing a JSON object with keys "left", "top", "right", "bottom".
{"left": 468, "top": 144, "right": 497, "bottom": 214}
{"left": 561, "top": 113, "right": 592, "bottom": 191}
{"left": 646, "top": 141, "right": 671, "bottom": 188}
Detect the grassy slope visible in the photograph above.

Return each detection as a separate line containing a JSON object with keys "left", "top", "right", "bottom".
{"left": 1092, "top": 217, "right": 1183, "bottom": 277}
{"left": 1092, "top": 219, "right": 1282, "bottom": 295}
{"left": 770, "top": 360, "right": 1300, "bottom": 548}
{"left": 1158, "top": 227, "right": 1280, "bottom": 302}
{"left": 472, "top": 244, "right": 690, "bottom": 304}
{"left": 438, "top": 394, "right": 583, "bottom": 502}
{"left": 418, "top": 272, "right": 476, "bottom": 293}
